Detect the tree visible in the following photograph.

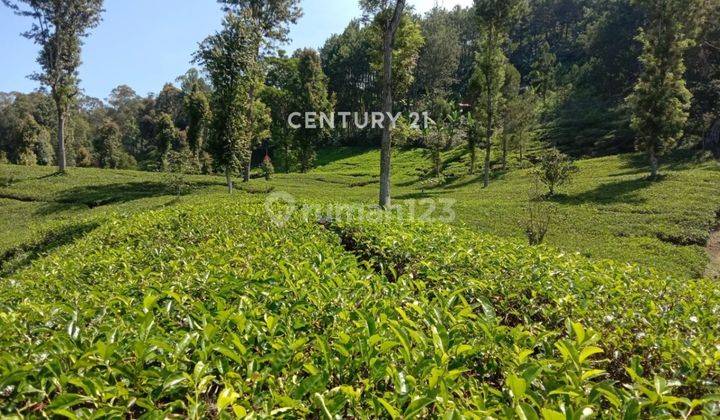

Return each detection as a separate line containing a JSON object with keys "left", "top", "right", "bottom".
{"left": 686, "top": 0, "right": 720, "bottom": 140}
{"left": 195, "top": 12, "right": 262, "bottom": 192}
{"left": 361, "top": 0, "right": 407, "bottom": 209}
{"left": 320, "top": 20, "right": 376, "bottom": 141}
{"left": 528, "top": 39, "right": 557, "bottom": 100}
{"left": 153, "top": 113, "right": 179, "bottom": 170}
{"left": 472, "top": 0, "right": 527, "bottom": 187}
{"left": 369, "top": 11, "right": 424, "bottom": 105}
{"left": 155, "top": 83, "right": 184, "bottom": 124}
{"left": 262, "top": 53, "right": 300, "bottom": 171}
{"left": 93, "top": 119, "right": 123, "bottom": 169}
{"left": 464, "top": 113, "right": 480, "bottom": 174}
{"left": 184, "top": 83, "right": 211, "bottom": 159}
{"left": 17, "top": 114, "right": 51, "bottom": 166}
{"left": 413, "top": 7, "right": 461, "bottom": 99}
{"left": 107, "top": 85, "right": 142, "bottom": 157}
{"left": 627, "top": 0, "right": 703, "bottom": 179}
{"left": 500, "top": 63, "right": 521, "bottom": 169}
{"left": 176, "top": 68, "right": 211, "bottom": 96}
{"left": 534, "top": 148, "right": 578, "bottom": 196}
{"left": 218, "top": 0, "right": 302, "bottom": 182}
{"left": 3, "top": 0, "right": 104, "bottom": 172}
{"left": 424, "top": 124, "right": 445, "bottom": 178}
{"left": 293, "top": 48, "right": 334, "bottom": 172}
{"left": 503, "top": 87, "right": 538, "bottom": 164}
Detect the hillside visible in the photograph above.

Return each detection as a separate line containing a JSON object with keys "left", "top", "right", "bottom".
{"left": 1, "top": 199, "right": 718, "bottom": 417}
{"left": 2, "top": 149, "right": 720, "bottom": 278}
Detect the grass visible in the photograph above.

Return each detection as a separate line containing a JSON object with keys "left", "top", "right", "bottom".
{"left": 264, "top": 147, "right": 720, "bottom": 278}
{"left": 2, "top": 147, "right": 720, "bottom": 278}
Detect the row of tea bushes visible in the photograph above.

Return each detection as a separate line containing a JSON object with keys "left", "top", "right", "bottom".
{"left": 0, "top": 201, "right": 718, "bottom": 418}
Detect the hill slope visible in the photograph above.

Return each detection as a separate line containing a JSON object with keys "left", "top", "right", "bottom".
{"left": 3, "top": 148, "right": 719, "bottom": 277}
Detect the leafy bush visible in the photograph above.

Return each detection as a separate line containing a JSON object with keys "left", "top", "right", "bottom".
{"left": 0, "top": 203, "right": 719, "bottom": 418}
{"left": 261, "top": 155, "right": 274, "bottom": 181}
{"left": 534, "top": 148, "right": 579, "bottom": 195}
{"left": 524, "top": 180, "right": 554, "bottom": 245}
{"left": 164, "top": 149, "right": 195, "bottom": 195}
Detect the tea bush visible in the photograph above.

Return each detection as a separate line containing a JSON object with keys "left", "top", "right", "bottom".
{"left": 0, "top": 201, "right": 719, "bottom": 418}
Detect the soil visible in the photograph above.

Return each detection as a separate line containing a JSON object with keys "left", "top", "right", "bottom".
{"left": 705, "top": 228, "right": 720, "bottom": 279}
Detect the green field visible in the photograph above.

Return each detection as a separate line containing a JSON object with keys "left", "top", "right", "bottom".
{"left": 2, "top": 148, "right": 720, "bottom": 278}
{"left": 2, "top": 150, "right": 720, "bottom": 417}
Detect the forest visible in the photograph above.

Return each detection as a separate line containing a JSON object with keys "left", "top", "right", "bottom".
{"left": 1, "top": 0, "right": 718, "bottom": 183}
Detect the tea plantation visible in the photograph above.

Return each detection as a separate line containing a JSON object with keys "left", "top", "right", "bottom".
{"left": 3, "top": 148, "right": 720, "bottom": 279}
{"left": 0, "top": 199, "right": 719, "bottom": 418}
{"left": 1, "top": 150, "right": 720, "bottom": 418}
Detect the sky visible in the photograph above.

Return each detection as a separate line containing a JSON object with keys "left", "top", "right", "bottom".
{"left": 0, "top": 0, "right": 472, "bottom": 101}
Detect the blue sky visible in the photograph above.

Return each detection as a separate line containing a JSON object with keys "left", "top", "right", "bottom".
{"left": 0, "top": 0, "right": 471, "bottom": 101}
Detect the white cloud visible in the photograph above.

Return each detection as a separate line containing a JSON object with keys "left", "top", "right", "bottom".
{"left": 409, "top": 0, "right": 474, "bottom": 14}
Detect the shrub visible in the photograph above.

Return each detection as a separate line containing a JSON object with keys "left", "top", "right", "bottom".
{"left": 75, "top": 146, "right": 94, "bottom": 167}
{"left": 261, "top": 155, "right": 274, "bottom": 180}
{"left": 534, "top": 148, "right": 579, "bottom": 195}
{"left": 0, "top": 165, "right": 14, "bottom": 187}
{"left": 17, "top": 149, "right": 37, "bottom": 166}
{"left": 524, "top": 180, "right": 554, "bottom": 245}
{"left": 164, "top": 149, "right": 194, "bottom": 195}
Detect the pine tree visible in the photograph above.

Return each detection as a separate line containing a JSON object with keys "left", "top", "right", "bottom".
{"left": 294, "top": 48, "right": 334, "bottom": 172}
{"left": 472, "top": 0, "right": 527, "bottom": 187}
{"left": 627, "top": 0, "right": 702, "bottom": 178}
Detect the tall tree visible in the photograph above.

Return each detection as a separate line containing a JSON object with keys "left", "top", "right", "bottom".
{"left": 196, "top": 12, "right": 262, "bottom": 192}
{"left": 472, "top": 0, "right": 527, "bottom": 187}
{"left": 320, "top": 20, "right": 376, "bottom": 138}
{"left": 3, "top": 0, "right": 104, "bottom": 172}
{"left": 94, "top": 119, "right": 123, "bottom": 169}
{"left": 413, "top": 7, "right": 461, "bottom": 100}
{"left": 184, "top": 83, "right": 211, "bottom": 160}
{"left": 293, "top": 48, "right": 334, "bottom": 172}
{"left": 627, "top": 0, "right": 703, "bottom": 178}
{"left": 262, "top": 52, "right": 301, "bottom": 171}
{"left": 107, "top": 85, "right": 142, "bottom": 157}
{"left": 218, "top": 0, "right": 302, "bottom": 181}
{"left": 361, "top": 0, "right": 406, "bottom": 209}
{"left": 153, "top": 112, "right": 178, "bottom": 170}
{"left": 369, "top": 11, "right": 424, "bottom": 106}
{"left": 528, "top": 39, "right": 557, "bottom": 100}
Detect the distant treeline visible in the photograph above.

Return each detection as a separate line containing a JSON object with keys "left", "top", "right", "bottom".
{"left": 1, "top": 0, "right": 718, "bottom": 172}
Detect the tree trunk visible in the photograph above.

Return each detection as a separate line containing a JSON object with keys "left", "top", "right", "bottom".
{"left": 378, "top": 0, "right": 406, "bottom": 210}
{"left": 56, "top": 109, "right": 67, "bottom": 172}
{"left": 469, "top": 143, "right": 476, "bottom": 174}
{"left": 519, "top": 143, "right": 524, "bottom": 163}
{"left": 483, "top": 25, "right": 495, "bottom": 188}
{"left": 245, "top": 78, "right": 256, "bottom": 183}
{"left": 649, "top": 149, "right": 659, "bottom": 179}
{"left": 501, "top": 135, "right": 508, "bottom": 170}
{"left": 483, "top": 140, "right": 491, "bottom": 187}
{"left": 243, "top": 160, "right": 251, "bottom": 182}
{"left": 226, "top": 167, "right": 233, "bottom": 193}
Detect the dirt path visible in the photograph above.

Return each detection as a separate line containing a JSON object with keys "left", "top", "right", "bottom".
{"left": 705, "top": 228, "right": 720, "bottom": 279}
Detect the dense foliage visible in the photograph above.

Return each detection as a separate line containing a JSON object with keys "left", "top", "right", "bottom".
{"left": 1, "top": 1, "right": 719, "bottom": 178}
{"left": 0, "top": 201, "right": 718, "bottom": 417}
